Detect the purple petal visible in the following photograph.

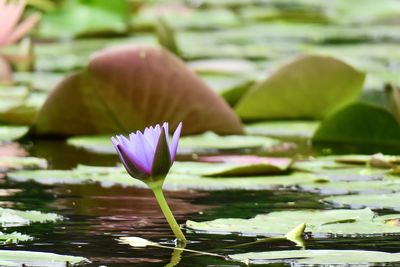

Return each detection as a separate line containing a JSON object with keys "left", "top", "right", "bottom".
{"left": 135, "top": 131, "right": 154, "bottom": 171}
{"left": 117, "top": 142, "right": 151, "bottom": 176}
{"left": 118, "top": 134, "right": 151, "bottom": 175}
{"left": 111, "top": 136, "right": 149, "bottom": 178}
{"left": 169, "top": 122, "right": 182, "bottom": 161}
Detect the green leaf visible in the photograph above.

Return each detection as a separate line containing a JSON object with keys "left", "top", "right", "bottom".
{"left": 0, "top": 250, "right": 87, "bottom": 266}
{"left": 313, "top": 102, "right": 400, "bottom": 146}
{"left": 187, "top": 208, "right": 400, "bottom": 236}
{"left": 30, "top": 46, "right": 243, "bottom": 136}
{"left": 245, "top": 120, "right": 320, "bottom": 138}
{"left": 0, "top": 156, "right": 47, "bottom": 172}
{"left": 38, "top": 0, "right": 129, "bottom": 38}
{"left": 325, "top": 193, "right": 400, "bottom": 210}
{"left": 0, "top": 207, "right": 61, "bottom": 227}
{"left": 67, "top": 133, "right": 283, "bottom": 154}
{"left": 0, "top": 232, "right": 32, "bottom": 244}
{"left": 235, "top": 55, "right": 365, "bottom": 120}
{"left": 7, "top": 165, "right": 323, "bottom": 190}
{"left": 171, "top": 161, "right": 291, "bottom": 177}
{"left": 229, "top": 250, "right": 400, "bottom": 265}
{"left": 0, "top": 126, "right": 29, "bottom": 141}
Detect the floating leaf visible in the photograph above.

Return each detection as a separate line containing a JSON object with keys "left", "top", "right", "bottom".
{"left": 171, "top": 161, "right": 290, "bottom": 177}
{"left": 229, "top": 250, "right": 400, "bottom": 265}
{"left": 187, "top": 208, "right": 400, "bottom": 236}
{"left": 325, "top": 193, "right": 400, "bottom": 210}
{"left": 313, "top": 102, "right": 400, "bottom": 146}
{"left": 67, "top": 133, "right": 283, "bottom": 154}
{"left": 0, "top": 207, "right": 61, "bottom": 227}
{"left": 30, "top": 46, "right": 243, "bottom": 136}
{"left": 0, "top": 126, "right": 29, "bottom": 141}
{"left": 0, "top": 250, "right": 87, "bottom": 266}
{"left": 7, "top": 165, "right": 323, "bottom": 190}
{"left": 245, "top": 120, "right": 320, "bottom": 138}
{"left": 38, "top": 0, "right": 129, "bottom": 38}
{"left": 235, "top": 55, "right": 365, "bottom": 120}
{"left": 200, "top": 74, "right": 254, "bottom": 106}
{"left": 0, "top": 231, "right": 32, "bottom": 244}
{"left": 0, "top": 156, "right": 47, "bottom": 172}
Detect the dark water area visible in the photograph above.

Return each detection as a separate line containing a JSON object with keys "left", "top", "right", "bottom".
{"left": 0, "top": 140, "right": 399, "bottom": 266}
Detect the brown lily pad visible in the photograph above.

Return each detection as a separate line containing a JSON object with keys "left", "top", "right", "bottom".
{"left": 29, "top": 45, "right": 243, "bottom": 136}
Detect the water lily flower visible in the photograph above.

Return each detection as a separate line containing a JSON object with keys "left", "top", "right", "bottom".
{"left": 0, "top": 0, "right": 40, "bottom": 47}
{"left": 111, "top": 122, "right": 186, "bottom": 243}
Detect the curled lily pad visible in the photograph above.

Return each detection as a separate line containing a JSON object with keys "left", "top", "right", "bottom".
{"left": 30, "top": 46, "right": 243, "bottom": 136}
{"left": 187, "top": 208, "right": 400, "bottom": 236}
{"left": 313, "top": 102, "right": 400, "bottom": 146}
{"left": 235, "top": 55, "right": 365, "bottom": 120}
{"left": 229, "top": 250, "right": 400, "bottom": 265}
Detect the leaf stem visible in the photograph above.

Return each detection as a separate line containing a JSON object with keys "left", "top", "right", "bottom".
{"left": 150, "top": 184, "right": 187, "bottom": 243}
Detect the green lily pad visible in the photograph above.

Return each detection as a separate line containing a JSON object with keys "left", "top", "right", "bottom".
{"left": 245, "top": 120, "right": 320, "bottom": 138}
{"left": 7, "top": 165, "right": 323, "bottom": 190}
{"left": 0, "top": 232, "right": 32, "bottom": 244}
{"left": 178, "top": 132, "right": 282, "bottom": 152}
{"left": 313, "top": 102, "right": 400, "bottom": 146}
{"left": 171, "top": 161, "right": 291, "bottom": 177}
{"left": 0, "top": 208, "right": 61, "bottom": 227}
{"left": 0, "top": 126, "right": 29, "bottom": 141}
{"left": 229, "top": 249, "right": 400, "bottom": 265}
{"left": 67, "top": 133, "right": 283, "bottom": 154}
{"left": 0, "top": 157, "right": 47, "bottom": 172}
{"left": 39, "top": 0, "right": 129, "bottom": 38}
{"left": 200, "top": 74, "right": 254, "bottom": 106}
{"left": 235, "top": 55, "right": 365, "bottom": 120}
{"left": 0, "top": 250, "right": 87, "bottom": 266}
{"left": 325, "top": 193, "right": 400, "bottom": 210}
{"left": 187, "top": 208, "right": 400, "bottom": 236}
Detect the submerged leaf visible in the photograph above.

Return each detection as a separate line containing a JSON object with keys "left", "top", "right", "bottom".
{"left": 30, "top": 46, "right": 243, "bottom": 136}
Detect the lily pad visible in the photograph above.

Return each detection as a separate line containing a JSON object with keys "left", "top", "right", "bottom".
{"left": 0, "top": 156, "right": 47, "bottom": 172}
{"left": 171, "top": 161, "right": 290, "bottom": 177}
{"left": 178, "top": 132, "right": 282, "bottom": 152}
{"left": 39, "top": 0, "right": 129, "bottom": 38}
{"left": 0, "top": 208, "right": 61, "bottom": 227}
{"left": 325, "top": 193, "right": 400, "bottom": 210}
{"left": 67, "top": 132, "right": 284, "bottom": 154}
{"left": 229, "top": 250, "right": 400, "bottom": 265}
{"left": 235, "top": 55, "right": 365, "bottom": 120}
{"left": 0, "top": 232, "right": 32, "bottom": 244}
{"left": 313, "top": 102, "right": 400, "bottom": 146}
{"left": 0, "top": 250, "right": 87, "bottom": 266}
{"left": 187, "top": 208, "right": 400, "bottom": 236}
{"left": 7, "top": 165, "right": 323, "bottom": 190}
{"left": 30, "top": 46, "right": 243, "bottom": 136}
{"left": 245, "top": 120, "right": 320, "bottom": 138}
{"left": 0, "top": 126, "right": 29, "bottom": 141}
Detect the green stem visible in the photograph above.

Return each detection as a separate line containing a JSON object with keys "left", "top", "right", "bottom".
{"left": 150, "top": 184, "right": 187, "bottom": 243}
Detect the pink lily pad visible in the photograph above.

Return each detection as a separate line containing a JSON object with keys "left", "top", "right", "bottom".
{"left": 29, "top": 45, "right": 243, "bottom": 136}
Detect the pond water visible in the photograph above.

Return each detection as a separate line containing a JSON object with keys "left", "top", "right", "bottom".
{"left": 1, "top": 140, "right": 400, "bottom": 266}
